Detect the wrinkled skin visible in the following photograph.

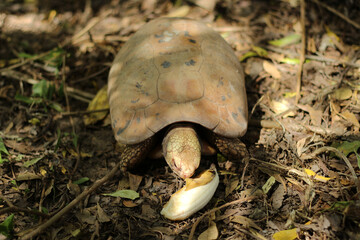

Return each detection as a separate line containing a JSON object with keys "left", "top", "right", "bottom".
{"left": 162, "top": 126, "right": 201, "bottom": 179}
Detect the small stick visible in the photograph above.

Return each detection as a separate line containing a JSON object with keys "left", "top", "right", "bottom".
{"left": 0, "top": 206, "right": 50, "bottom": 218}
{"left": 265, "top": 46, "right": 360, "bottom": 68}
{"left": 61, "top": 108, "right": 109, "bottom": 117}
{"left": 20, "top": 161, "right": 122, "bottom": 240}
{"left": 295, "top": 0, "right": 306, "bottom": 103}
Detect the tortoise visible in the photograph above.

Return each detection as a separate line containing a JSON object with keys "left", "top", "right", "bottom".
{"left": 108, "top": 18, "right": 248, "bottom": 179}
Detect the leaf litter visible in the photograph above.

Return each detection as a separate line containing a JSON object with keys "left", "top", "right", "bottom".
{"left": 0, "top": 0, "right": 360, "bottom": 239}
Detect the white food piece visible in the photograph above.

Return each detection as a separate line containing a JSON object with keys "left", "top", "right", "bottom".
{"left": 161, "top": 168, "right": 219, "bottom": 220}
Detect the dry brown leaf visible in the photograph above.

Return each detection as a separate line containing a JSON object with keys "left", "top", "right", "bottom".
{"left": 296, "top": 136, "right": 308, "bottom": 157}
{"left": 272, "top": 184, "right": 285, "bottom": 210}
{"left": 128, "top": 172, "right": 143, "bottom": 191}
{"left": 263, "top": 61, "right": 281, "bottom": 79}
{"left": 166, "top": 6, "right": 190, "bottom": 18}
{"left": 225, "top": 177, "right": 239, "bottom": 197}
{"left": 122, "top": 200, "right": 139, "bottom": 208}
{"left": 341, "top": 110, "right": 360, "bottom": 127}
{"left": 97, "top": 203, "right": 111, "bottom": 222}
{"left": 75, "top": 209, "right": 96, "bottom": 224}
{"left": 297, "top": 104, "right": 322, "bottom": 126}
{"left": 231, "top": 215, "right": 262, "bottom": 230}
{"left": 16, "top": 172, "right": 42, "bottom": 181}
{"left": 198, "top": 221, "right": 218, "bottom": 240}
{"left": 141, "top": 0, "right": 157, "bottom": 11}
{"left": 4, "top": 139, "right": 43, "bottom": 154}
{"left": 271, "top": 99, "right": 295, "bottom": 117}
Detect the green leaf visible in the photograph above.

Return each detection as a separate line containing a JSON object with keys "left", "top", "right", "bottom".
{"left": 32, "top": 79, "right": 48, "bottom": 98}
{"left": 0, "top": 137, "right": 9, "bottom": 155}
{"left": 252, "top": 46, "right": 268, "bottom": 57}
{"left": 23, "top": 156, "right": 43, "bottom": 168}
{"left": 49, "top": 102, "right": 63, "bottom": 112}
{"left": 269, "top": 33, "right": 301, "bottom": 47}
{"left": 262, "top": 176, "right": 276, "bottom": 194}
{"left": 103, "top": 189, "right": 139, "bottom": 200}
{"left": 15, "top": 94, "right": 43, "bottom": 105}
{"left": 0, "top": 214, "right": 14, "bottom": 238}
{"left": 18, "top": 52, "right": 36, "bottom": 58}
{"left": 41, "top": 207, "right": 49, "bottom": 214}
{"left": 332, "top": 141, "right": 360, "bottom": 156}
{"left": 73, "top": 177, "right": 90, "bottom": 185}
{"left": 280, "top": 58, "right": 300, "bottom": 65}
{"left": 239, "top": 51, "right": 258, "bottom": 62}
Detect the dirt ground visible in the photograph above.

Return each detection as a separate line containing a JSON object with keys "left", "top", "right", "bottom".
{"left": 1, "top": 0, "right": 360, "bottom": 239}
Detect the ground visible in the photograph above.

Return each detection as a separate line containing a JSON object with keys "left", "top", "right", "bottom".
{"left": 0, "top": 0, "right": 360, "bottom": 239}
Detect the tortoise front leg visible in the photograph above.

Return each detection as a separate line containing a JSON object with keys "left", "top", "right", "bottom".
{"left": 120, "top": 136, "right": 157, "bottom": 173}
{"left": 206, "top": 132, "right": 248, "bottom": 161}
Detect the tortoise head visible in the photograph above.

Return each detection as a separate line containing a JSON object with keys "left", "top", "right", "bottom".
{"left": 162, "top": 125, "right": 201, "bottom": 179}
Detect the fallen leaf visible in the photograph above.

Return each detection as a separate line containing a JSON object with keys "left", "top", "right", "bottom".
{"left": 268, "top": 33, "right": 301, "bottom": 47}
{"left": 263, "top": 61, "right": 281, "bottom": 79}
{"left": 225, "top": 177, "right": 239, "bottom": 197}
{"left": 103, "top": 189, "right": 139, "bottom": 200}
{"left": 16, "top": 172, "right": 42, "bottom": 181}
{"left": 123, "top": 200, "right": 139, "bottom": 208}
{"left": 128, "top": 173, "right": 143, "bottom": 191}
{"left": 97, "top": 203, "right": 110, "bottom": 222}
{"left": 0, "top": 214, "right": 14, "bottom": 238}
{"left": 331, "top": 87, "right": 352, "bottom": 100}
{"left": 198, "top": 221, "right": 218, "bottom": 240}
{"left": 272, "top": 228, "right": 298, "bottom": 240}
{"left": 75, "top": 209, "right": 96, "bottom": 224}
{"left": 83, "top": 85, "right": 109, "bottom": 125}
{"left": 23, "top": 156, "right": 43, "bottom": 168}
{"left": 166, "top": 6, "right": 190, "bottom": 18}
{"left": 231, "top": 215, "right": 262, "bottom": 230}
{"left": 304, "top": 169, "right": 332, "bottom": 182}
{"left": 271, "top": 99, "right": 295, "bottom": 117}
{"left": 272, "top": 184, "right": 286, "bottom": 210}
{"left": 297, "top": 104, "right": 322, "bottom": 126}
{"left": 296, "top": 136, "right": 308, "bottom": 157}
{"left": 332, "top": 140, "right": 360, "bottom": 156}
{"left": 262, "top": 176, "right": 276, "bottom": 194}
{"left": 341, "top": 110, "right": 360, "bottom": 127}
{"left": 252, "top": 46, "right": 268, "bottom": 57}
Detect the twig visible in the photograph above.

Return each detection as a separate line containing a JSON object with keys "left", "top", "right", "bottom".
{"left": 20, "top": 161, "right": 122, "bottom": 240}
{"left": 296, "top": 0, "right": 306, "bottom": 103}
{"left": 61, "top": 108, "right": 109, "bottom": 117}
{"left": 188, "top": 196, "right": 256, "bottom": 240}
{"left": 311, "top": 0, "right": 360, "bottom": 29}
{"left": 265, "top": 46, "right": 360, "bottom": 68}
{"left": 0, "top": 206, "right": 50, "bottom": 218}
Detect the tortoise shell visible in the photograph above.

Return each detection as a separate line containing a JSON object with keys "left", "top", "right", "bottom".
{"left": 108, "top": 18, "right": 247, "bottom": 144}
